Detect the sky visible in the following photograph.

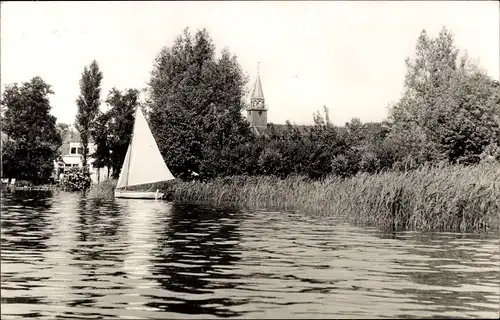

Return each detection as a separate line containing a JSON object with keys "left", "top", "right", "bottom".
{"left": 1, "top": 1, "right": 499, "bottom": 126}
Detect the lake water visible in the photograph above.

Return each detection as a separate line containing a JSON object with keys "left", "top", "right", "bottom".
{"left": 1, "top": 191, "right": 499, "bottom": 319}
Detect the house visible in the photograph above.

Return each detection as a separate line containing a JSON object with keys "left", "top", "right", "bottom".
{"left": 54, "top": 141, "right": 109, "bottom": 183}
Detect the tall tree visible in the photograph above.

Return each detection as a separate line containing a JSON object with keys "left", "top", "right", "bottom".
{"left": 90, "top": 111, "right": 111, "bottom": 181}
{"left": 75, "top": 60, "right": 103, "bottom": 171}
{"left": 56, "top": 123, "right": 70, "bottom": 142}
{"left": 387, "top": 27, "right": 500, "bottom": 166}
{"left": 1, "top": 77, "right": 62, "bottom": 182}
{"left": 106, "top": 88, "right": 138, "bottom": 178}
{"left": 148, "top": 27, "right": 252, "bottom": 179}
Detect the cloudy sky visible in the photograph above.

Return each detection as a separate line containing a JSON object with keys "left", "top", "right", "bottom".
{"left": 1, "top": 1, "right": 498, "bottom": 126}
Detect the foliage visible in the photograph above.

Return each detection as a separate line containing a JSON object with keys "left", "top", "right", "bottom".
{"left": 57, "top": 123, "right": 79, "bottom": 142}
{"left": 15, "top": 180, "right": 34, "bottom": 188}
{"left": 480, "top": 143, "right": 500, "bottom": 163}
{"left": 56, "top": 123, "right": 71, "bottom": 142}
{"left": 246, "top": 109, "right": 379, "bottom": 179}
{"left": 386, "top": 27, "right": 500, "bottom": 167}
{"left": 106, "top": 88, "right": 138, "bottom": 178}
{"left": 156, "top": 163, "right": 500, "bottom": 232}
{"left": 62, "top": 166, "right": 91, "bottom": 191}
{"left": 75, "top": 60, "right": 103, "bottom": 170}
{"left": 90, "top": 111, "right": 111, "bottom": 174}
{"left": 87, "top": 178, "right": 117, "bottom": 199}
{"left": 1, "top": 77, "right": 62, "bottom": 183}
{"left": 148, "top": 27, "right": 253, "bottom": 180}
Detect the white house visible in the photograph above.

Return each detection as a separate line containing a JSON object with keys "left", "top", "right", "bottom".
{"left": 54, "top": 141, "right": 109, "bottom": 183}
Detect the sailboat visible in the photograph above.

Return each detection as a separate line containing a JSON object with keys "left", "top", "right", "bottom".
{"left": 115, "top": 106, "right": 175, "bottom": 199}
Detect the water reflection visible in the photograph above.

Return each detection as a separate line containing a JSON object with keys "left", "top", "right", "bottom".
{"left": 145, "top": 203, "right": 246, "bottom": 317}
{"left": 382, "top": 232, "right": 500, "bottom": 318}
{"left": 1, "top": 191, "right": 54, "bottom": 312}
{"left": 1, "top": 191, "right": 53, "bottom": 254}
{"left": 1, "top": 192, "right": 499, "bottom": 319}
{"left": 65, "top": 198, "right": 127, "bottom": 313}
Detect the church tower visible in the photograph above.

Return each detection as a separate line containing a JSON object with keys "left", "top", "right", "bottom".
{"left": 246, "top": 63, "right": 267, "bottom": 130}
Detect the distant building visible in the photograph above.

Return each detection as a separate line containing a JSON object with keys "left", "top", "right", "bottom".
{"left": 246, "top": 64, "right": 268, "bottom": 135}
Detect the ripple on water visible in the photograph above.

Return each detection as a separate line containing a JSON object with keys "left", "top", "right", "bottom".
{"left": 1, "top": 191, "right": 499, "bottom": 319}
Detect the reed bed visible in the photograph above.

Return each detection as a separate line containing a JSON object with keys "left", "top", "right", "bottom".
{"left": 87, "top": 179, "right": 117, "bottom": 199}
{"left": 87, "top": 163, "right": 500, "bottom": 232}
{"left": 161, "top": 163, "right": 500, "bottom": 232}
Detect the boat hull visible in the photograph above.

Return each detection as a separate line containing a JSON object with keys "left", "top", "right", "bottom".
{"left": 114, "top": 190, "right": 164, "bottom": 199}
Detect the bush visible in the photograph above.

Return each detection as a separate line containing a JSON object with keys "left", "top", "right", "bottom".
{"left": 15, "top": 180, "right": 34, "bottom": 187}
{"left": 480, "top": 143, "right": 500, "bottom": 164}
{"left": 63, "top": 167, "right": 91, "bottom": 191}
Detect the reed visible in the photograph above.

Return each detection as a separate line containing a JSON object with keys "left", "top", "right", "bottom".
{"left": 87, "top": 163, "right": 500, "bottom": 232}
{"left": 160, "top": 163, "right": 500, "bottom": 232}
{"left": 87, "top": 179, "right": 117, "bottom": 199}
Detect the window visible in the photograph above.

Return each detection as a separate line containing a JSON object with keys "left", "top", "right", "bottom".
{"left": 70, "top": 147, "right": 77, "bottom": 154}
{"left": 77, "top": 147, "right": 83, "bottom": 155}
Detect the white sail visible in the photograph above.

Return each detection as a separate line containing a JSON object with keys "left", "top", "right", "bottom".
{"left": 116, "top": 143, "right": 132, "bottom": 189}
{"left": 115, "top": 107, "right": 175, "bottom": 189}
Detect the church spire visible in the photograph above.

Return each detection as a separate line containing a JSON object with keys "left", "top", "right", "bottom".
{"left": 251, "top": 62, "right": 264, "bottom": 100}
{"left": 246, "top": 62, "right": 268, "bottom": 131}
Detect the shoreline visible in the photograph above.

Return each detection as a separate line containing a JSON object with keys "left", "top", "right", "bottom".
{"left": 87, "top": 163, "right": 500, "bottom": 232}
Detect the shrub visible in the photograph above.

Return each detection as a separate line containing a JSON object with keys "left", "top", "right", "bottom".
{"left": 63, "top": 167, "right": 91, "bottom": 191}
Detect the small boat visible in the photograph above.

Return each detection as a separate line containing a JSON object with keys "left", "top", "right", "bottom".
{"left": 114, "top": 107, "right": 175, "bottom": 199}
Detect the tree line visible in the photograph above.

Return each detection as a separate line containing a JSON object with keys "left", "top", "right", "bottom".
{"left": 1, "top": 26, "right": 499, "bottom": 184}
{"left": 147, "top": 27, "right": 500, "bottom": 180}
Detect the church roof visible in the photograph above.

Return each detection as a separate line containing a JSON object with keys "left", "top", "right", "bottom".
{"left": 251, "top": 66, "right": 265, "bottom": 100}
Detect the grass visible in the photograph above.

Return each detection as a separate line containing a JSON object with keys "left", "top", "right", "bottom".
{"left": 87, "top": 163, "right": 500, "bottom": 232}
{"left": 87, "top": 179, "right": 117, "bottom": 199}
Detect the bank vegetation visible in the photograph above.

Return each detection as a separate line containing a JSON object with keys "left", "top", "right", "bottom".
{"left": 88, "top": 162, "right": 500, "bottom": 232}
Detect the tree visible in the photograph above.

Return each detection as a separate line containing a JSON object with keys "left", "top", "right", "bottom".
{"left": 90, "top": 111, "right": 111, "bottom": 181}
{"left": 387, "top": 26, "right": 500, "bottom": 166}
{"left": 75, "top": 60, "right": 103, "bottom": 171}
{"left": 106, "top": 88, "right": 138, "bottom": 178}
{"left": 1, "top": 77, "right": 62, "bottom": 182}
{"left": 148, "top": 28, "right": 253, "bottom": 179}
{"left": 439, "top": 66, "right": 500, "bottom": 164}
{"left": 56, "top": 123, "right": 70, "bottom": 142}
